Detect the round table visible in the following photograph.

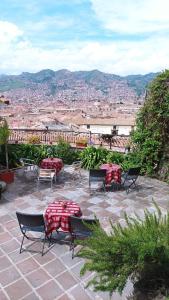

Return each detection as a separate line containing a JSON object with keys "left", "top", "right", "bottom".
{"left": 100, "top": 163, "right": 122, "bottom": 184}
{"left": 44, "top": 200, "right": 82, "bottom": 234}
{"left": 40, "top": 158, "right": 63, "bottom": 174}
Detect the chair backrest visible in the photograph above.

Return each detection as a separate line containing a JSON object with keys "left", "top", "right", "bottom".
{"left": 38, "top": 168, "right": 55, "bottom": 178}
{"left": 20, "top": 158, "right": 35, "bottom": 166}
{"left": 16, "top": 211, "right": 45, "bottom": 228}
{"left": 89, "top": 169, "right": 107, "bottom": 179}
{"left": 70, "top": 216, "right": 98, "bottom": 233}
{"left": 127, "top": 167, "right": 141, "bottom": 177}
{"left": 72, "top": 161, "right": 81, "bottom": 170}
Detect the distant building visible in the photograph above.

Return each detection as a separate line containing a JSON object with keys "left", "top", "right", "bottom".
{"left": 76, "top": 117, "right": 135, "bottom": 136}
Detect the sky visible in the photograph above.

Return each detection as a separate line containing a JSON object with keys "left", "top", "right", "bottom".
{"left": 0, "top": 0, "right": 169, "bottom": 75}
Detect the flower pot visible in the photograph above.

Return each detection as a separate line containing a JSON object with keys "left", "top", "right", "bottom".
{"left": 76, "top": 142, "right": 87, "bottom": 148}
{"left": 0, "top": 170, "right": 14, "bottom": 184}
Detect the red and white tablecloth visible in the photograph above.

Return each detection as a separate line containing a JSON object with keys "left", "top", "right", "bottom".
{"left": 40, "top": 158, "right": 63, "bottom": 174}
{"left": 100, "top": 163, "right": 122, "bottom": 184}
{"left": 44, "top": 201, "right": 82, "bottom": 234}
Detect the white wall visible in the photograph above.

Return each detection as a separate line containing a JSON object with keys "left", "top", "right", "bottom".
{"left": 80, "top": 124, "right": 132, "bottom": 135}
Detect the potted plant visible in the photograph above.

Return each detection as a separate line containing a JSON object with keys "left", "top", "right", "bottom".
{"left": 76, "top": 138, "right": 88, "bottom": 148}
{"left": 0, "top": 118, "right": 14, "bottom": 183}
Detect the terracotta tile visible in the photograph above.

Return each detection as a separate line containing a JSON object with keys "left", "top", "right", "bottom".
{"left": 56, "top": 271, "right": 77, "bottom": 290}
{"left": 1, "top": 239, "right": 20, "bottom": 254}
{"left": 71, "top": 284, "right": 92, "bottom": 300}
{"left": 44, "top": 258, "right": 65, "bottom": 277}
{"left": 8, "top": 249, "right": 30, "bottom": 263}
{"left": 26, "top": 268, "right": 51, "bottom": 288}
{"left": 60, "top": 252, "right": 81, "bottom": 268}
{"left": 0, "top": 266, "right": 21, "bottom": 287}
{"left": 0, "top": 256, "right": 12, "bottom": 271}
{"left": 0, "top": 225, "right": 4, "bottom": 233}
{"left": 0, "top": 290, "right": 8, "bottom": 300}
{"left": 57, "top": 294, "right": 72, "bottom": 300}
{"left": 5, "top": 278, "right": 32, "bottom": 300}
{"left": 33, "top": 251, "right": 55, "bottom": 265}
{"left": 0, "top": 215, "right": 14, "bottom": 224}
{"left": 0, "top": 248, "right": 4, "bottom": 257}
{"left": 21, "top": 292, "right": 40, "bottom": 300}
{"left": 51, "top": 243, "right": 69, "bottom": 257}
{"left": 36, "top": 280, "right": 63, "bottom": 300}
{"left": 0, "top": 232, "right": 12, "bottom": 244}
{"left": 17, "top": 257, "right": 39, "bottom": 275}
{"left": 5, "top": 220, "right": 18, "bottom": 230}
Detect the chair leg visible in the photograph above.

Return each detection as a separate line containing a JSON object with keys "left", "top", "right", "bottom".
{"left": 20, "top": 235, "right": 25, "bottom": 253}
{"left": 42, "top": 234, "right": 47, "bottom": 256}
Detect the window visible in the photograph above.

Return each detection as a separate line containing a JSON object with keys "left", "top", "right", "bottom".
{"left": 87, "top": 124, "right": 90, "bottom": 129}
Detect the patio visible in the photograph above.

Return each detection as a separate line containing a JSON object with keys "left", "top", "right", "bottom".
{"left": 1, "top": 167, "right": 169, "bottom": 300}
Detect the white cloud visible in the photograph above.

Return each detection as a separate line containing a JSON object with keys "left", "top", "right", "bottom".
{"left": 0, "top": 21, "right": 23, "bottom": 44}
{"left": 90, "top": 0, "right": 169, "bottom": 34}
{"left": 0, "top": 20, "right": 169, "bottom": 75}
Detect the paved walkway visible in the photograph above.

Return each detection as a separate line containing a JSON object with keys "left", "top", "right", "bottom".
{"left": 0, "top": 167, "right": 169, "bottom": 300}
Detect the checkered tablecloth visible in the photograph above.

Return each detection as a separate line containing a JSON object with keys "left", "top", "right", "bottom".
{"left": 40, "top": 158, "right": 63, "bottom": 174}
{"left": 100, "top": 163, "right": 122, "bottom": 184}
{"left": 44, "top": 201, "right": 82, "bottom": 234}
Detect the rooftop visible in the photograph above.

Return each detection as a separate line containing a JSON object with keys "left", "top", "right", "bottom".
{"left": 1, "top": 168, "right": 169, "bottom": 299}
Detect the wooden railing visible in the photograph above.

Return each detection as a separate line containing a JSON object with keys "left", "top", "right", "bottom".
{"left": 9, "top": 128, "right": 129, "bottom": 151}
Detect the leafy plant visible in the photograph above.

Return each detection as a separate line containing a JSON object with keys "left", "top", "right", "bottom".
{"left": 80, "top": 146, "right": 108, "bottom": 169}
{"left": 106, "top": 151, "right": 124, "bottom": 165}
{"left": 1, "top": 141, "right": 80, "bottom": 168}
{"left": 131, "top": 70, "right": 169, "bottom": 177}
{"left": 77, "top": 202, "right": 169, "bottom": 298}
{"left": 0, "top": 118, "right": 10, "bottom": 169}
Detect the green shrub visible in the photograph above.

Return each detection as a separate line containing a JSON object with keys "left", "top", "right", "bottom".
{"left": 77, "top": 202, "right": 169, "bottom": 298}
{"left": 106, "top": 151, "right": 124, "bottom": 165}
{"left": 80, "top": 146, "right": 108, "bottom": 169}
{"left": 0, "top": 141, "right": 80, "bottom": 168}
{"left": 54, "top": 139, "right": 80, "bottom": 164}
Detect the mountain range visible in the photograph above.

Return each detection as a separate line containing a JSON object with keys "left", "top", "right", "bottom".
{"left": 0, "top": 69, "right": 158, "bottom": 104}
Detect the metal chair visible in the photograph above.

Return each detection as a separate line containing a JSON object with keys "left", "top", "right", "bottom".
{"left": 37, "top": 168, "right": 56, "bottom": 189}
{"left": 121, "top": 167, "right": 141, "bottom": 194}
{"left": 89, "top": 169, "right": 106, "bottom": 193}
{"left": 69, "top": 216, "right": 98, "bottom": 258}
{"left": 20, "top": 158, "right": 38, "bottom": 174}
{"left": 16, "top": 212, "right": 51, "bottom": 256}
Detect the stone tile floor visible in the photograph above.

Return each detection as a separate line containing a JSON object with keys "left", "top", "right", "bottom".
{"left": 1, "top": 167, "right": 169, "bottom": 300}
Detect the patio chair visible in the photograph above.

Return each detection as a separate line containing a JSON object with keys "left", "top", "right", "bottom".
{"left": 20, "top": 158, "right": 38, "bottom": 175}
{"left": 121, "top": 167, "right": 141, "bottom": 194}
{"left": 37, "top": 168, "right": 56, "bottom": 189}
{"left": 16, "top": 212, "right": 51, "bottom": 256}
{"left": 89, "top": 169, "right": 106, "bottom": 193}
{"left": 69, "top": 216, "right": 98, "bottom": 258}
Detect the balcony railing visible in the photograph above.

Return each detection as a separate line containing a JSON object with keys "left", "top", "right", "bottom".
{"left": 8, "top": 128, "right": 129, "bottom": 151}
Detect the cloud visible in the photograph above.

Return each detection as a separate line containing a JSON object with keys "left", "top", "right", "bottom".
{"left": 90, "top": 0, "right": 169, "bottom": 34}
{"left": 0, "top": 21, "right": 23, "bottom": 44}
{"left": 0, "top": 20, "right": 169, "bottom": 75}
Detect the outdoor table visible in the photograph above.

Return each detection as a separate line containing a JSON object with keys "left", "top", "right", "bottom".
{"left": 44, "top": 200, "right": 82, "bottom": 234}
{"left": 40, "top": 158, "right": 63, "bottom": 175}
{"left": 100, "top": 163, "right": 122, "bottom": 184}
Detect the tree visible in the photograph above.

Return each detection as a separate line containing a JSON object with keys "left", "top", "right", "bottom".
{"left": 0, "top": 118, "right": 10, "bottom": 169}
{"left": 131, "top": 70, "right": 169, "bottom": 176}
